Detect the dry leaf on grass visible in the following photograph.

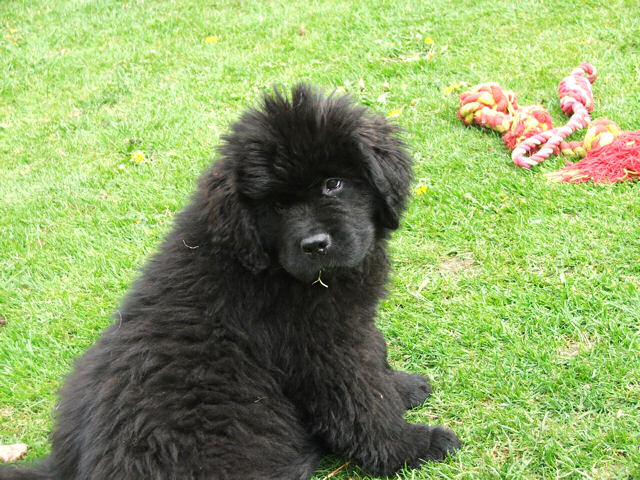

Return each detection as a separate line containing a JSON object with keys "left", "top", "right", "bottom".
{"left": 0, "top": 443, "right": 28, "bottom": 463}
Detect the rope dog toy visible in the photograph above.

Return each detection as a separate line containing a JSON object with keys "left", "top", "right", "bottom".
{"left": 458, "top": 63, "right": 640, "bottom": 183}
{"left": 511, "top": 63, "right": 596, "bottom": 167}
{"left": 546, "top": 128, "right": 640, "bottom": 183}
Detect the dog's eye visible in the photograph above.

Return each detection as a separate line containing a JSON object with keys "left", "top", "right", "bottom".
{"left": 322, "top": 178, "right": 343, "bottom": 195}
{"left": 274, "top": 201, "right": 287, "bottom": 213}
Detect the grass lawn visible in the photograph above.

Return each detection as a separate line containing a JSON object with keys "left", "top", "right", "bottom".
{"left": 1, "top": 0, "right": 639, "bottom": 478}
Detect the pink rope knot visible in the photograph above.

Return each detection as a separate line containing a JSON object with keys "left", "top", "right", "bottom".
{"left": 570, "top": 61, "right": 598, "bottom": 84}
{"left": 512, "top": 63, "right": 598, "bottom": 168}
{"left": 559, "top": 62, "right": 597, "bottom": 116}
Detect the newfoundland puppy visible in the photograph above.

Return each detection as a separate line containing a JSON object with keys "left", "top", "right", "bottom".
{"left": 1, "top": 85, "right": 459, "bottom": 480}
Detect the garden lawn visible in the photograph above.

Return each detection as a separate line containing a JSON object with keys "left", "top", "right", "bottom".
{"left": 1, "top": 0, "right": 639, "bottom": 478}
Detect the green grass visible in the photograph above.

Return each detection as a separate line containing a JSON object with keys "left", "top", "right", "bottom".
{"left": 1, "top": 0, "right": 639, "bottom": 478}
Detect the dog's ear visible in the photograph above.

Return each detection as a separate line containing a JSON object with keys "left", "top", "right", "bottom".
{"left": 200, "top": 162, "right": 270, "bottom": 274}
{"left": 356, "top": 117, "right": 413, "bottom": 230}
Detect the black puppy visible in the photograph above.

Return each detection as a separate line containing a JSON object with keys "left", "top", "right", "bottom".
{"left": 1, "top": 85, "right": 459, "bottom": 480}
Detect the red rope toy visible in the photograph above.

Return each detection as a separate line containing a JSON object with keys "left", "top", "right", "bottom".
{"left": 458, "top": 62, "right": 640, "bottom": 183}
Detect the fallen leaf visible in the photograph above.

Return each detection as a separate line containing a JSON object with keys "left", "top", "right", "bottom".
{"left": 0, "top": 444, "right": 28, "bottom": 463}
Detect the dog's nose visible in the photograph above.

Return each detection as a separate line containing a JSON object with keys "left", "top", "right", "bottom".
{"left": 300, "top": 233, "right": 331, "bottom": 256}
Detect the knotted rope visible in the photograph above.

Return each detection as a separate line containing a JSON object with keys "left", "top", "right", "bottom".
{"left": 457, "top": 63, "right": 640, "bottom": 183}
{"left": 547, "top": 127, "right": 640, "bottom": 183}
{"left": 511, "top": 62, "right": 597, "bottom": 167}
{"left": 458, "top": 63, "right": 608, "bottom": 167}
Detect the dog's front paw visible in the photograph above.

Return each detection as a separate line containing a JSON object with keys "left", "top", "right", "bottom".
{"left": 356, "top": 424, "right": 460, "bottom": 477}
{"left": 425, "top": 426, "right": 461, "bottom": 460}
{"left": 403, "top": 425, "right": 460, "bottom": 469}
{"left": 393, "top": 371, "right": 432, "bottom": 409}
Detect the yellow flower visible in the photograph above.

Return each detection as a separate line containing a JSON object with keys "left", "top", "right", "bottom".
{"left": 443, "top": 83, "right": 462, "bottom": 95}
{"left": 414, "top": 185, "right": 428, "bottom": 196}
{"left": 424, "top": 37, "right": 434, "bottom": 44}
{"left": 130, "top": 150, "right": 146, "bottom": 163}
{"left": 387, "top": 109, "right": 402, "bottom": 118}
{"left": 205, "top": 35, "right": 219, "bottom": 44}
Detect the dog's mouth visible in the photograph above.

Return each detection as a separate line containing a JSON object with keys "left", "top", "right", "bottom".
{"left": 279, "top": 255, "right": 336, "bottom": 285}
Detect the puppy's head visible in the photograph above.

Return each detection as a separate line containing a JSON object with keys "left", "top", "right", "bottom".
{"left": 213, "top": 84, "right": 412, "bottom": 283}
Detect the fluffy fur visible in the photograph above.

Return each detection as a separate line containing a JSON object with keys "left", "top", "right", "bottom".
{"left": 0, "top": 85, "right": 459, "bottom": 480}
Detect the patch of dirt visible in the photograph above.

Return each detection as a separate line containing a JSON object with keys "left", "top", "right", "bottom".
{"left": 438, "top": 252, "right": 475, "bottom": 275}
{"left": 557, "top": 333, "right": 597, "bottom": 360}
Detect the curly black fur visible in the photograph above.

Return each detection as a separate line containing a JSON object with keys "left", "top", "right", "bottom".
{"left": 0, "top": 85, "right": 459, "bottom": 480}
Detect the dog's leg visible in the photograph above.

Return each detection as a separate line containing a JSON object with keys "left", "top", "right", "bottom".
{"left": 306, "top": 376, "right": 459, "bottom": 477}
{"left": 392, "top": 370, "right": 432, "bottom": 409}
{"left": 373, "top": 333, "right": 432, "bottom": 410}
